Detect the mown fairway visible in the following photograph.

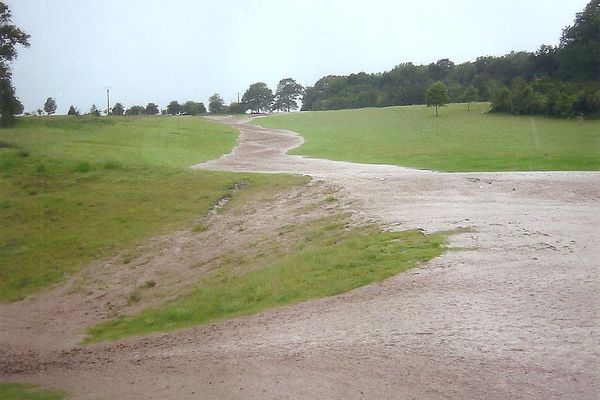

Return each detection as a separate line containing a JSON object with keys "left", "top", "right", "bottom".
{"left": 254, "top": 103, "right": 600, "bottom": 171}
{"left": 0, "top": 116, "right": 302, "bottom": 301}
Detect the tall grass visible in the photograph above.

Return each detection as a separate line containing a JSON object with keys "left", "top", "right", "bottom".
{"left": 254, "top": 103, "right": 600, "bottom": 171}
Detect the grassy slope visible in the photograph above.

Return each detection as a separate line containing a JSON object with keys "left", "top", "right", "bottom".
{"left": 85, "top": 216, "right": 446, "bottom": 343}
{"left": 254, "top": 103, "right": 600, "bottom": 171}
{"left": 0, "top": 383, "right": 66, "bottom": 400}
{"left": 0, "top": 116, "right": 303, "bottom": 301}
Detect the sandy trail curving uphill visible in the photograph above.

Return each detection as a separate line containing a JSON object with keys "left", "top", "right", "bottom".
{"left": 2, "top": 115, "right": 599, "bottom": 399}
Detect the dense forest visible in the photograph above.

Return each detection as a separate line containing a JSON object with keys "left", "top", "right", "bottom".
{"left": 301, "top": 0, "right": 600, "bottom": 117}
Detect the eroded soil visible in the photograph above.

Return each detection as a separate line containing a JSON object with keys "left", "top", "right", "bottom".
{"left": 1, "top": 115, "right": 599, "bottom": 399}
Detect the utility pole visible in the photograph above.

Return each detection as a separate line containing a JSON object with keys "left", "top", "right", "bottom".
{"left": 106, "top": 88, "right": 110, "bottom": 116}
{"left": 237, "top": 92, "right": 240, "bottom": 102}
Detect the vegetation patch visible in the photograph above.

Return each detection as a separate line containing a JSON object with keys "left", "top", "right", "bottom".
{"left": 84, "top": 215, "right": 446, "bottom": 343}
{"left": 254, "top": 103, "right": 600, "bottom": 171}
{"left": 0, "top": 383, "right": 67, "bottom": 400}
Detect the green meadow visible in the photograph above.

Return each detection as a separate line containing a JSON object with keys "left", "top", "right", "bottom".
{"left": 0, "top": 116, "right": 302, "bottom": 301}
{"left": 254, "top": 102, "right": 600, "bottom": 171}
{"left": 85, "top": 216, "right": 446, "bottom": 343}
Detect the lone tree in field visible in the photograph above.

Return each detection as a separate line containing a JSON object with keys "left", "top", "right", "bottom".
{"left": 0, "top": 2, "right": 29, "bottom": 127}
{"left": 425, "top": 81, "right": 449, "bottom": 116}
{"left": 272, "top": 78, "right": 304, "bottom": 112}
{"left": 242, "top": 82, "right": 273, "bottom": 113}
{"left": 43, "top": 97, "right": 57, "bottom": 115}
{"left": 464, "top": 85, "right": 479, "bottom": 111}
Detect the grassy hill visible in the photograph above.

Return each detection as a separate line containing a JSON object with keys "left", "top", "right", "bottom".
{"left": 254, "top": 103, "right": 600, "bottom": 172}
{"left": 0, "top": 116, "right": 301, "bottom": 301}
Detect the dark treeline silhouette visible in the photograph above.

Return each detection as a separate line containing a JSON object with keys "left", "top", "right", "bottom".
{"left": 302, "top": 0, "right": 599, "bottom": 118}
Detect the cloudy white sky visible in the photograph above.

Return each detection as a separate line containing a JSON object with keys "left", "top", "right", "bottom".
{"left": 7, "top": 0, "right": 590, "bottom": 114}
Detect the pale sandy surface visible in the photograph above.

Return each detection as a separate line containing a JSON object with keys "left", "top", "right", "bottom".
{"left": 1, "top": 116, "right": 599, "bottom": 399}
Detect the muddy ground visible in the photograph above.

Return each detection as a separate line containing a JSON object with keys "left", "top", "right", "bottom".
{"left": 1, "top": 116, "right": 599, "bottom": 399}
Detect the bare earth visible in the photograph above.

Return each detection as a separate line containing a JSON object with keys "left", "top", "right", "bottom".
{"left": 1, "top": 116, "right": 599, "bottom": 399}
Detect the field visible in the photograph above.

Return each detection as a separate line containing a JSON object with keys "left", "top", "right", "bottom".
{"left": 0, "top": 116, "right": 303, "bottom": 301}
{"left": 253, "top": 102, "right": 600, "bottom": 171}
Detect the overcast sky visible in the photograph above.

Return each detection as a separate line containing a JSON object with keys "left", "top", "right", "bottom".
{"left": 7, "top": 0, "right": 590, "bottom": 114}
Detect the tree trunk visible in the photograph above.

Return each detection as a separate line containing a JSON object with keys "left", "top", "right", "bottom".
{"left": 435, "top": 105, "right": 438, "bottom": 116}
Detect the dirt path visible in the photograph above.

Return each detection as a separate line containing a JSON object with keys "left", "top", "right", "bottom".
{"left": 2, "top": 116, "right": 599, "bottom": 399}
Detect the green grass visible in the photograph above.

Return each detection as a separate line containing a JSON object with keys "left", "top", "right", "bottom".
{"left": 0, "top": 383, "right": 67, "bottom": 400}
{"left": 84, "top": 216, "right": 446, "bottom": 343}
{"left": 1, "top": 115, "right": 237, "bottom": 168}
{"left": 254, "top": 103, "right": 600, "bottom": 171}
{"left": 0, "top": 116, "right": 304, "bottom": 301}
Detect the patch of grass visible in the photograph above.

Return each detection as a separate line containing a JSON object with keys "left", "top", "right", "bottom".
{"left": 0, "top": 383, "right": 67, "bottom": 400}
{"left": 84, "top": 216, "right": 446, "bottom": 343}
{"left": 254, "top": 103, "right": 600, "bottom": 171}
{"left": 0, "top": 116, "right": 305, "bottom": 302}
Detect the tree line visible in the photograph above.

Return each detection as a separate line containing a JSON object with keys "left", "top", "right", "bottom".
{"left": 33, "top": 77, "right": 305, "bottom": 118}
{"left": 302, "top": 0, "right": 599, "bottom": 118}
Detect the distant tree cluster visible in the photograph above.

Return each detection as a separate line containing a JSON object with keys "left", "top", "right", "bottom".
{"left": 302, "top": 0, "right": 599, "bottom": 118}
{"left": 225, "top": 78, "right": 304, "bottom": 114}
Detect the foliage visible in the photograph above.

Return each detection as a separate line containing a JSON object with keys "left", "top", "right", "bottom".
{"left": 0, "top": 383, "right": 66, "bottom": 400}
{"left": 253, "top": 102, "right": 600, "bottom": 172}
{"left": 88, "top": 104, "right": 100, "bottom": 117}
{"left": 558, "top": 0, "right": 600, "bottom": 81}
{"left": 300, "top": 1, "right": 599, "bottom": 118}
{"left": 208, "top": 93, "right": 224, "bottom": 114}
{"left": 111, "top": 102, "right": 124, "bottom": 116}
{"left": 181, "top": 101, "right": 206, "bottom": 115}
{"left": 272, "top": 78, "right": 304, "bottom": 112}
{"left": 145, "top": 102, "right": 159, "bottom": 115}
{"left": 0, "top": 2, "right": 29, "bottom": 127}
{"left": 166, "top": 100, "right": 181, "bottom": 115}
{"left": 85, "top": 216, "right": 446, "bottom": 342}
{"left": 228, "top": 101, "right": 247, "bottom": 114}
{"left": 425, "top": 81, "right": 449, "bottom": 116}
{"left": 464, "top": 85, "right": 479, "bottom": 110}
{"left": 67, "top": 105, "right": 79, "bottom": 116}
{"left": 125, "top": 105, "right": 145, "bottom": 116}
{"left": 43, "top": 97, "right": 57, "bottom": 115}
{"left": 242, "top": 82, "right": 273, "bottom": 113}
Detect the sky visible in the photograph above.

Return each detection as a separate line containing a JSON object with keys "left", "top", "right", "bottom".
{"left": 7, "top": 0, "right": 591, "bottom": 114}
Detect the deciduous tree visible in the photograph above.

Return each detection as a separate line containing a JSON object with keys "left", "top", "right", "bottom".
{"left": 242, "top": 82, "right": 273, "bottom": 113}
{"left": 463, "top": 85, "right": 479, "bottom": 110}
{"left": 145, "top": 102, "right": 159, "bottom": 115}
{"left": 272, "top": 78, "right": 304, "bottom": 112}
{"left": 208, "top": 94, "right": 224, "bottom": 114}
{"left": 166, "top": 100, "right": 181, "bottom": 115}
{"left": 111, "top": 102, "right": 124, "bottom": 116}
{"left": 425, "top": 81, "right": 449, "bottom": 116}
{"left": 67, "top": 105, "right": 79, "bottom": 115}
{"left": 0, "top": 2, "right": 29, "bottom": 127}
{"left": 43, "top": 97, "right": 57, "bottom": 115}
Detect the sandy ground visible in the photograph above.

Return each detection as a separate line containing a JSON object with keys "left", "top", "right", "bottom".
{"left": 1, "top": 115, "right": 599, "bottom": 399}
